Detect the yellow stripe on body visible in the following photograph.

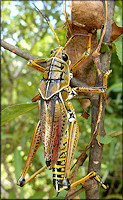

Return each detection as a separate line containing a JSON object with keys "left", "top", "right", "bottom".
{"left": 57, "top": 157, "right": 66, "bottom": 161}
{"left": 53, "top": 177, "right": 63, "bottom": 180}
{"left": 53, "top": 171, "right": 65, "bottom": 175}
{"left": 53, "top": 165, "right": 65, "bottom": 168}
{"left": 60, "top": 147, "right": 67, "bottom": 153}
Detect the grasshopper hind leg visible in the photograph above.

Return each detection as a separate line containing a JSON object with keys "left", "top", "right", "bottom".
{"left": 52, "top": 99, "right": 79, "bottom": 192}
{"left": 53, "top": 178, "right": 70, "bottom": 192}
{"left": 52, "top": 98, "right": 108, "bottom": 192}
{"left": 52, "top": 129, "right": 69, "bottom": 192}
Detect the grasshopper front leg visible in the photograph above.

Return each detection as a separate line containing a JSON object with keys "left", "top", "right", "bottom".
{"left": 17, "top": 121, "right": 42, "bottom": 187}
{"left": 70, "top": 31, "right": 94, "bottom": 73}
{"left": 27, "top": 58, "right": 47, "bottom": 73}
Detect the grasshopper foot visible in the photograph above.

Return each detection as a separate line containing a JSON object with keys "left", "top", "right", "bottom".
{"left": 17, "top": 177, "right": 25, "bottom": 187}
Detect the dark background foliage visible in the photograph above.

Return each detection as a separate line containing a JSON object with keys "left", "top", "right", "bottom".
{"left": 1, "top": 1, "right": 122, "bottom": 199}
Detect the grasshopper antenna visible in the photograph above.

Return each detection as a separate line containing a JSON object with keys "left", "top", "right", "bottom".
{"left": 63, "top": 34, "right": 90, "bottom": 49}
{"left": 33, "top": 3, "right": 61, "bottom": 46}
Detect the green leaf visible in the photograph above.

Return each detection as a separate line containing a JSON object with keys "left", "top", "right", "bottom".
{"left": 50, "top": 196, "right": 65, "bottom": 199}
{"left": 107, "top": 82, "right": 122, "bottom": 94}
{"left": 115, "top": 37, "right": 122, "bottom": 64}
{"left": 109, "top": 131, "right": 122, "bottom": 137}
{"left": 100, "top": 43, "right": 110, "bottom": 53}
{"left": 1, "top": 133, "right": 13, "bottom": 140}
{"left": 29, "top": 191, "right": 47, "bottom": 199}
{"left": 8, "top": 190, "right": 16, "bottom": 199}
{"left": 106, "top": 105, "right": 114, "bottom": 113}
{"left": 115, "top": 0, "right": 122, "bottom": 8}
{"left": 13, "top": 148, "right": 24, "bottom": 199}
{"left": 38, "top": 152, "right": 52, "bottom": 180}
{"left": 109, "top": 139, "right": 115, "bottom": 162}
{"left": 96, "top": 135, "right": 113, "bottom": 144}
{"left": 1, "top": 102, "right": 38, "bottom": 126}
{"left": 51, "top": 190, "right": 68, "bottom": 199}
{"left": 14, "top": 148, "right": 22, "bottom": 180}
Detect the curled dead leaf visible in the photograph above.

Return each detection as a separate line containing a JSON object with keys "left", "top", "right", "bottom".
{"left": 110, "top": 22, "right": 123, "bottom": 42}
{"left": 81, "top": 108, "right": 90, "bottom": 120}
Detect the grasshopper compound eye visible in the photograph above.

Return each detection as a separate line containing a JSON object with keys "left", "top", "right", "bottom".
{"left": 62, "top": 53, "right": 68, "bottom": 62}
{"left": 50, "top": 49, "right": 55, "bottom": 55}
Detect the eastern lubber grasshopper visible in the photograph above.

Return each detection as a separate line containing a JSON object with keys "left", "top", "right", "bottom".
{"left": 17, "top": 4, "right": 111, "bottom": 193}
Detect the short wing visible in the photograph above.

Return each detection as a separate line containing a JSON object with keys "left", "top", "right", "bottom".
{"left": 51, "top": 94, "right": 68, "bottom": 168}
{"left": 39, "top": 93, "right": 68, "bottom": 168}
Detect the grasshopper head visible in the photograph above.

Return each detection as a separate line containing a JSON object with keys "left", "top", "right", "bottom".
{"left": 50, "top": 47, "right": 69, "bottom": 64}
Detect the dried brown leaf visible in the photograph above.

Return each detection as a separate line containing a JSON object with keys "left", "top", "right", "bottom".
{"left": 110, "top": 22, "right": 123, "bottom": 42}
{"left": 81, "top": 108, "right": 90, "bottom": 120}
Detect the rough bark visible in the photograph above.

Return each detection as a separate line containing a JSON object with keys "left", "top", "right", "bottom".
{"left": 86, "top": 1, "right": 115, "bottom": 199}
{"left": 65, "top": 1, "right": 115, "bottom": 199}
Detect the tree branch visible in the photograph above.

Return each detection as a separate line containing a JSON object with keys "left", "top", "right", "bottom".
{"left": 1, "top": 40, "right": 38, "bottom": 60}
{"left": 85, "top": 1, "right": 115, "bottom": 199}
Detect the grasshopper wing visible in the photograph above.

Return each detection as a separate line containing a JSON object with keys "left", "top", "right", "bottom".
{"left": 39, "top": 93, "right": 68, "bottom": 168}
